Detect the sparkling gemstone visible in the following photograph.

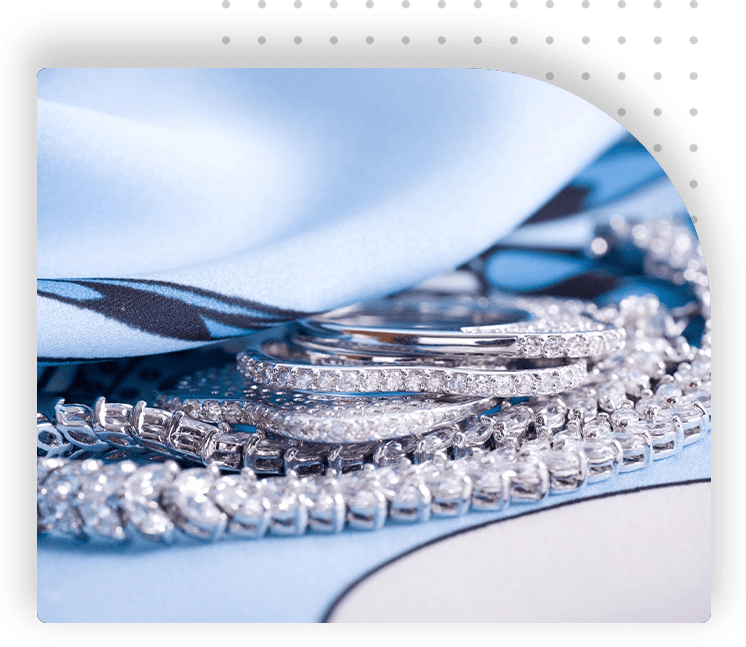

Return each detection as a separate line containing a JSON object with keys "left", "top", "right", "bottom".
{"left": 520, "top": 336, "right": 544, "bottom": 357}
{"left": 424, "top": 371, "right": 444, "bottom": 393}
{"left": 597, "top": 382, "right": 627, "bottom": 411}
{"left": 340, "top": 370, "right": 360, "bottom": 392}
{"left": 587, "top": 334, "right": 605, "bottom": 356}
{"left": 583, "top": 417, "right": 612, "bottom": 437}
{"left": 211, "top": 474, "right": 270, "bottom": 538}
{"left": 561, "top": 387, "right": 598, "bottom": 420}
{"left": 490, "top": 405, "right": 533, "bottom": 436}
{"left": 221, "top": 401, "right": 242, "bottom": 424}
{"left": 404, "top": 370, "right": 425, "bottom": 392}
{"left": 293, "top": 369, "right": 314, "bottom": 391}
{"left": 262, "top": 478, "right": 309, "bottom": 536}
{"left": 469, "top": 374, "right": 491, "bottom": 396}
{"left": 445, "top": 372, "right": 467, "bottom": 393}
{"left": 203, "top": 400, "right": 223, "bottom": 422}
{"left": 655, "top": 382, "right": 683, "bottom": 404}
{"left": 161, "top": 468, "right": 228, "bottom": 540}
{"left": 37, "top": 461, "right": 89, "bottom": 536}
{"left": 543, "top": 335, "right": 565, "bottom": 358}
{"left": 513, "top": 373, "right": 534, "bottom": 395}
{"left": 468, "top": 466, "right": 511, "bottom": 511}
{"left": 492, "top": 374, "right": 512, "bottom": 396}
{"left": 273, "top": 367, "right": 290, "bottom": 388}
{"left": 341, "top": 468, "right": 388, "bottom": 530}
{"left": 392, "top": 478, "right": 432, "bottom": 519}
{"left": 76, "top": 461, "right": 137, "bottom": 540}
{"left": 383, "top": 370, "right": 404, "bottom": 392}
{"left": 534, "top": 372, "right": 554, "bottom": 394}
{"left": 507, "top": 461, "right": 550, "bottom": 501}
{"left": 565, "top": 334, "right": 590, "bottom": 357}
{"left": 421, "top": 468, "right": 472, "bottom": 517}
{"left": 317, "top": 371, "right": 336, "bottom": 391}
{"left": 300, "top": 478, "right": 346, "bottom": 534}
{"left": 363, "top": 369, "right": 383, "bottom": 392}
{"left": 182, "top": 398, "right": 202, "bottom": 419}
{"left": 121, "top": 463, "right": 179, "bottom": 541}
{"left": 533, "top": 398, "right": 566, "bottom": 429}
{"left": 609, "top": 408, "right": 641, "bottom": 430}
{"left": 254, "top": 363, "right": 268, "bottom": 383}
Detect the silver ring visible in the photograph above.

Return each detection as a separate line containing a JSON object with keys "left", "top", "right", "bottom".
{"left": 296, "top": 294, "right": 624, "bottom": 359}
{"left": 237, "top": 324, "right": 588, "bottom": 397}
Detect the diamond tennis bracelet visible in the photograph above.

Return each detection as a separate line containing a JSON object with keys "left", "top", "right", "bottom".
{"left": 37, "top": 214, "right": 710, "bottom": 544}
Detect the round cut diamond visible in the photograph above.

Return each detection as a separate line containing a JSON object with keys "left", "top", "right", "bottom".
{"left": 492, "top": 374, "right": 512, "bottom": 395}
{"left": 363, "top": 369, "right": 383, "bottom": 392}
{"left": 446, "top": 372, "right": 467, "bottom": 393}
{"left": 520, "top": 336, "right": 543, "bottom": 357}
{"left": 317, "top": 371, "right": 336, "bottom": 391}
{"left": 424, "top": 370, "right": 444, "bottom": 393}
{"left": 514, "top": 373, "right": 534, "bottom": 395}
{"left": 404, "top": 370, "right": 425, "bottom": 392}
{"left": 383, "top": 370, "right": 403, "bottom": 392}
{"left": 340, "top": 370, "right": 360, "bottom": 392}
{"left": 469, "top": 374, "right": 491, "bottom": 396}
{"left": 566, "top": 334, "right": 590, "bottom": 357}
{"left": 543, "top": 335, "right": 565, "bottom": 358}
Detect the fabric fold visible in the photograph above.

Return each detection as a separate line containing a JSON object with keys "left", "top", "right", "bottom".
{"left": 37, "top": 69, "right": 626, "bottom": 361}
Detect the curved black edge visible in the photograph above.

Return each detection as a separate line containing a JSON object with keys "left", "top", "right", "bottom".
{"left": 320, "top": 477, "right": 712, "bottom": 623}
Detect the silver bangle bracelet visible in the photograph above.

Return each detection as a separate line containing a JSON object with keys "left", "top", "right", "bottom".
{"left": 37, "top": 213, "right": 711, "bottom": 545}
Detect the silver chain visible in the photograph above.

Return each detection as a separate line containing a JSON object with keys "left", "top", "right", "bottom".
{"left": 37, "top": 214, "right": 710, "bottom": 543}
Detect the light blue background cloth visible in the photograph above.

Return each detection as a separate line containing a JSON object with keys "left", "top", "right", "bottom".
{"left": 37, "top": 69, "right": 625, "bottom": 361}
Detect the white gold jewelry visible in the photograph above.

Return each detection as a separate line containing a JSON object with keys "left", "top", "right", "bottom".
{"left": 297, "top": 295, "right": 625, "bottom": 359}
{"left": 237, "top": 326, "right": 588, "bottom": 397}
{"left": 156, "top": 364, "right": 497, "bottom": 444}
{"left": 37, "top": 214, "right": 711, "bottom": 545}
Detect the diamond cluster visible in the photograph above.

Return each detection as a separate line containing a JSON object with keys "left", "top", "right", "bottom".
{"left": 38, "top": 345, "right": 710, "bottom": 541}
{"left": 37, "top": 215, "right": 712, "bottom": 545}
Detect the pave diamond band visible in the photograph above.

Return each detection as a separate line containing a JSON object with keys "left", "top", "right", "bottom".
{"left": 237, "top": 327, "right": 588, "bottom": 397}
